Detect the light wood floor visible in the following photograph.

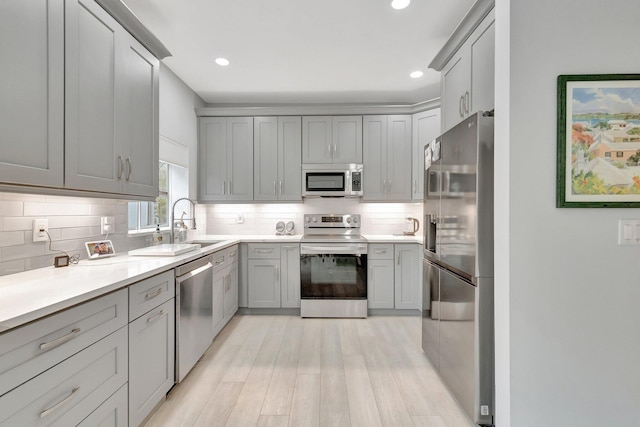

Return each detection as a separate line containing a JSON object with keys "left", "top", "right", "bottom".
{"left": 144, "top": 315, "right": 474, "bottom": 427}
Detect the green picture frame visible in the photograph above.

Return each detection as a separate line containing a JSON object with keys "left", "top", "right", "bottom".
{"left": 557, "top": 74, "right": 640, "bottom": 208}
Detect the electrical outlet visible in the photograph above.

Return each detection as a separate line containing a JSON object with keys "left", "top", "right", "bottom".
{"left": 236, "top": 214, "right": 244, "bottom": 224}
{"left": 101, "top": 216, "right": 115, "bottom": 234}
{"left": 33, "top": 218, "right": 49, "bottom": 242}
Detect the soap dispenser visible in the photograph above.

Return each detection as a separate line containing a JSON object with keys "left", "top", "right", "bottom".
{"left": 152, "top": 224, "right": 163, "bottom": 245}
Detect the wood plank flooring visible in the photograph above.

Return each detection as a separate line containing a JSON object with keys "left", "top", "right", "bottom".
{"left": 144, "top": 315, "right": 474, "bottom": 427}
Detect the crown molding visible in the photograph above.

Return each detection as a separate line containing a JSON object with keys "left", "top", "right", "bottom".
{"left": 195, "top": 98, "right": 440, "bottom": 117}
{"left": 428, "top": 0, "right": 494, "bottom": 71}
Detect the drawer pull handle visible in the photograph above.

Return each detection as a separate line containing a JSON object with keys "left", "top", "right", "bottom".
{"left": 282, "top": 245, "right": 297, "bottom": 249}
{"left": 374, "top": 250, "right": 387, "bottom": 254}
{"left": 214, "top": 258, "right": 224, "bottom": 265}
{"left": 39, "top": 328, "right": 81, "bottom": 351}
{"left": 147, "top": 309, "right": 165, "bottom": 324}
{"left": 40, "top": 387, "right": 79, "bottom": 418}
{"left": 144, "top": 288, "right": 162, "bottom": 301}
{"left": 255, "top": 249, "right": 273, "bottom": 253}
{"left": 229, "top": 251, "right": 237, "bottom": 258}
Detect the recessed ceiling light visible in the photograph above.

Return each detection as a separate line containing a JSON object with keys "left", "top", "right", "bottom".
{"left": 215, "top": 57, "right": 230, "bottom": 66}
{"left": 410, "top": 70, "right": 424, "bottom": 78}
{"left": 391, "top": 0, "right": 410, "bottom": 10}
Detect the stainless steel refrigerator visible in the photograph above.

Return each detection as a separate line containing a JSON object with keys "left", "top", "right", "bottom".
{"left": 422, "top": 111, "right": 494, "bottom": 426}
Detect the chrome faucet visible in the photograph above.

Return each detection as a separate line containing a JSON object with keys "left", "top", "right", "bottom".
{"left": 170, "top": 198, "right": 197, "bottom": 243}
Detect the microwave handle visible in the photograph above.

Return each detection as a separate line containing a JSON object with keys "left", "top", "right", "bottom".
{"left": 443, "top": 171, "right": 450, "bottom": 194}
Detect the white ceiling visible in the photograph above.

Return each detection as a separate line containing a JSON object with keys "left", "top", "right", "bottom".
{"left": 123, "top": 0, "right": 476, "bottom": 105}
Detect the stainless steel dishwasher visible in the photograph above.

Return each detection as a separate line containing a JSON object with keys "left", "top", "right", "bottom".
{"left": 175, "top": 255, "right": 214, "bottom": 382}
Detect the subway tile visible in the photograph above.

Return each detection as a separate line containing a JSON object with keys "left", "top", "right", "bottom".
{"left": 24, "top": 202, "right": 92, "bottom": 216}
{"left": 0, "top": 231, "right": 25, "bottom": 247}
{"left": 0, "top": 201, "right": 23, "bottom": 216}
{"left": 0, "top": 259, "right": 25, "bottom": 276}
{"left": 3, "top": 217, "right": 36, "bottom": 231}
{"left": 61, "top": 226, "right": 102, "bottom": 240}
{"left": 1, "top": 243, "right": 46, "bottom": 262}
{"left": 47, "top": 216, "right": 101, "bottom": 228}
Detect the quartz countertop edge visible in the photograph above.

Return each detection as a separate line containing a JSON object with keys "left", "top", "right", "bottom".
{"left": 0, "top": 234, "right": 421, "bottom": 333}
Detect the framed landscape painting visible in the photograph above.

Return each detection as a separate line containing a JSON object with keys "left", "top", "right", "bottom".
{"left": 557, "top": 74, "right": 640, "bottom": 207}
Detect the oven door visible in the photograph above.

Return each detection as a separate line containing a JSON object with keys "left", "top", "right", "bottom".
{"left": 300, "top": 244, "right": 367, "bottom": 300}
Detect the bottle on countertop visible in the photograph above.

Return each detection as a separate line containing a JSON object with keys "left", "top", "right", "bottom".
{"left": 152, "top": 224, "right": 163, "bottom": 245}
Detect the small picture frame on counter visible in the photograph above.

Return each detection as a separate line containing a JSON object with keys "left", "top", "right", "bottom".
{"left": 85, "top": 240, "right": 116, "bottom": 259}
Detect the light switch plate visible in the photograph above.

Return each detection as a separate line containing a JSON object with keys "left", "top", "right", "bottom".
{"left": 618, "top": 219, "right": 640, "bottom": 245}
{"left": 236, "top": 214, "right": 244, "bottom": 224}
{"left": 101, "top": 216, "right": 115, "bottom": 234}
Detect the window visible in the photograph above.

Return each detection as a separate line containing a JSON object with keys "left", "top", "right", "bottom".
{"left": 128, "top": 161, "right": 188, "bottom": 233}
{"left": 604, "top": 152, "right": 611, "bottom": 158}
{"left": 617, "top": 151, "right": 624, "bottom": 158}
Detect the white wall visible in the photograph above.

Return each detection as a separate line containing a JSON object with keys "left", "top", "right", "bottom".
{"left": 496, "top": 1, "right": 640, "bottom": 425}
{"left": 159, "top": 65, "right": 205, "bottom": 200}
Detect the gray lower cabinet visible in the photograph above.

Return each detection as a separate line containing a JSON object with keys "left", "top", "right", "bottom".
{"left": 0, "top": 0, "right": 64, "bottom": 188}
{"left": 212, "top": 265, "right": 226, "bottom": 334}
{"left": 199, "top": 117, "right": 254, "bottom": 201}
{"left": 394, "top": 244, "right": 421, "bottom": 310}
{"left": 212, "top": 245, "right": 239, "bottom": 337}
{"left": 127, "top": 270, "right": 175, "bottom": 427}
{"left": 247, "top": 243, "right": 300, "bottom": 308}
{"left": 254, "top": 117, "right": 302, "bottom": 201}
{"left": 367, "top": 243, "right": 422, "bottom": 310}
{"left": 363, "top": 115, "right": 413, "bottom": 201}
{"left": 368, "top": 244, "right": 395, "bottom": 309}
{"left": 128, "top": 299, "right": 174, "bottom": 427}
{"left": 224, "top": 247, "right": 239, "bottom": 319}
{"left": 0, "top": 326, "right": 128, "bottom": 427}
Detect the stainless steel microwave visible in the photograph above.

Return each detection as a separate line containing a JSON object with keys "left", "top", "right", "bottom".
{"left": 302, "top": 164, "right": 363, "bottom": 197}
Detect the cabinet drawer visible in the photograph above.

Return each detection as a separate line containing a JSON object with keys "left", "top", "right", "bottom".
{"left": 77, "top": 384, "right": 127, "bottom": 427}
{"left": 0, "top": 289, "right": 128, "bottom": 396}
{"left": 248, "top": 243, "right": 280, "bottom": 259}
{"left": 128, "top": 270, "right": 175, "bottom": 321}
{"left": 211, "top": 250, "right": 226, "bottom": 271}
{"left": 368, "top": 244, "right": 394, "bottom": 260}
{"left": 0, "top": 326, "right": 128, "bottom": 426}
{"left": 225, "top": 245, "right": 239, "bottom": 264}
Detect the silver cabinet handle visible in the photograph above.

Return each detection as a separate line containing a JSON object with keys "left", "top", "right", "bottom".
{"left": 413, "top": 179, "right": 417, "bottom": 194}
{"left": 214, "top": 257, "right": 224, "bottom": 265}
{"left": 273, "top": 180, "right": 277, "bottom": 195}
{"left": 222, "top": 182, "right": 226, "bottom": 195}
{"left": 229, "top": 250, "right": 237, "bottom": 258}
{"left": 333, "top": 144, "right": 338, "bottom": 158}
{"left": 282, "top": 245, "right": 297, "bottom": 250}
{"left": 147, "top": 309, "right": 165, "bottom": 324}
{"left": 126, "top": 157, "right": 132, "bottom": 181}
{"left": 397, "top": 252, "right": 401, "bottom": 266}
{"left": 275, "top": 265, "right": 279, "bottom": 280}
{"left": 255, "top": 249, "right": 273, "bottom": 254}
{"left": 117, "top": 156, "right": 124, "bottom": 180}
{"left": 327, "top": 144, "right": 332, "bottom": 158}
{"left": 464, "top": 91, "right": 470, "bottom": 115}
{"left": 279, "top": 180, "right": 283, "bottom": 195}
{"left": 374, "top": 249, "right": 387, "bottom": 254}
{"left": 144, "top": 288, "right": 162, "bottom": 301}
{"left": 228, "top": 180, "right": 232, "bottom": 195}
{"left": 39, "top": 328, "right": 81, "bottom": 351}
{"left": 40, "top": 387, "right": 79, "bottom": 418}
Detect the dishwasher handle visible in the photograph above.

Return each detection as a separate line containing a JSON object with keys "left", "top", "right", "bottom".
{"left": 176, "top": 258, "right": 213, "bottom": 281}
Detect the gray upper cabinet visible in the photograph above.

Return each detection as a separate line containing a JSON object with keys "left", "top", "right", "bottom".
{"left": 65, "top": 0, "right": 159, "bottom": 198}
{"left": 302, "top": 116, "right": 362, "bottom": 164}
{"left": 0, "top": 0, "right": 64, "bottom": 188}
{"left": 440, "top": 9, "right": 495, "bottom": 132}
{"left": 411, "top": 109, "right": 441, "bottom": 201}
{"left": 199, "top": 117, "right": 253, "bottom": 202}
{"left": 363, "top": 115, "right": 412, "bottom": 201}
{"left": 254, "top": 116, "right": 301, "bottom": 201}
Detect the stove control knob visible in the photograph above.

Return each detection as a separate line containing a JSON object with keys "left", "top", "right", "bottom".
{"left": 352, "top": 216, "right": 359, "bottom": 223}
{"left": 312, "top": 216, "right": 318, "bottom": 223}
{"left": 305, "top": 216, "right": 311, "bottom": 223}
{"left": 346, "top": 217, "right": 352, "bottom": 224}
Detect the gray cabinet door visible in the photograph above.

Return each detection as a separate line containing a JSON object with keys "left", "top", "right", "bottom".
{"left": 302, "top": 116, "right": 332, "bottom": 163}
{"left": 248, "top": 259, "right": 280, "bottom": 308}
{"left": 470, "top": 14, "right": 495, "bottom": 115}
{"left": 224, "top": 262, "right": 239, "bottom": 320}
{"left": 278, "top": 116, "right": 302, "bottom": 201}
{"left": 119, "top": 32, "right": 159, "bottom": 198}
{"left": 227, "top": 117, "right": 253, "bottom": 200}
{"left": 367, "top": 259, "right": 394, "bottom": 309}
{"left": 386, "top": 115, "right": 412, "bottom": 201}
{"left": 332, "top": 116, "right": 363, "bottom": 163}
{"left": 199, "top": 117, "right": 227, "bottom": 201}
{"left": 441, "top": 50, "right": 469, "bottom": 133}
{"left": 65, "top": 0, "right": 122, "bottom": 194}
{"left": 253, "top": 117, "right": 279, "bottom": 201}
{"left": 394, "top": 244, "right": 420, "bottom": 310}
{"left": 128, "top": 299, "right": 175, "bottom": 427}
{"left": 411, "top": 109, "right": 441, "bottom": 201}
{"left": 212, "top": 267, "right": 226, "bottom": 334}
{"left": 280, "top": 244, "right": 300, "bottom": 308}
{"left": 0, "top": 0, "right": 64, "bottom": 187}
{"left": 362, "top": 115, "right": 387, "bottom": 201}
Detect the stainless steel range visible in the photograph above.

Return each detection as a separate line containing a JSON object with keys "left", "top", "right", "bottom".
{"left": 300, "top": 214, "right": 368, "bottom": 318}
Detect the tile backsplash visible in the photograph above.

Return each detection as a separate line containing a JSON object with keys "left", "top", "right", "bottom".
{"left": 202, "top": 199, "right": 423, "bottom": 236}
{"left": 0, "top": 192, "right": 149, "bottom": 276}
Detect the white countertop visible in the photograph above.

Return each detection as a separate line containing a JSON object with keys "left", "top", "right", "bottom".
{"left": 0, "top": 234, "right": 421, "bottom": 333}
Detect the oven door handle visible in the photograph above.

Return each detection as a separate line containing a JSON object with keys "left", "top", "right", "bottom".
{"left": 300, "top": 245, "right": 367, "bottom": 255}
